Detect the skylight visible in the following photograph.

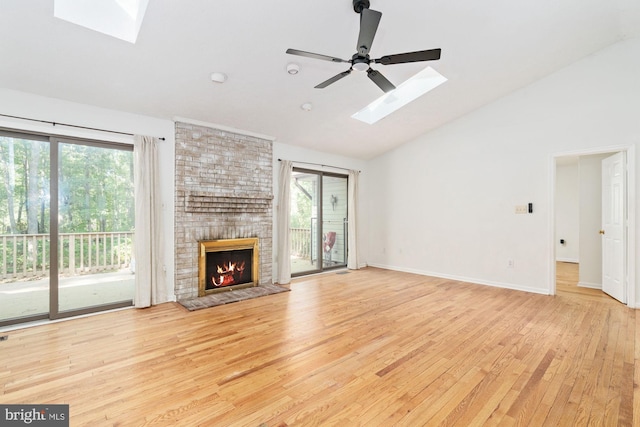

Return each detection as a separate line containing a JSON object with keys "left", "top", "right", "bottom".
{"left": 54, "top": 0, "right": 149, "bottom": 43}
{"left": 352, "top": 67, "right": 447, "bottom": 125}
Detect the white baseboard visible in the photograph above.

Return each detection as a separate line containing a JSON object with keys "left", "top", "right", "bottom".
{"left": 578, "top": 281, "right": 602, "bottom": 289}
{"left": 556, "top": 258, "right": 579, "bottom": 263}
{"left": 366, "top": 263, "right": 550, "bottom": 296}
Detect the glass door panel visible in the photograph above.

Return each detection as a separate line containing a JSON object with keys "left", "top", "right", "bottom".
{"left": 57, "top": 142, "right": 134, "bottom": 313}
{"left": 322, "top": 175, "right": 348, "bottom": 268}
{"left": 0, "top": 135, "right": 50, "bottom": 324}
{"left": 290, "top": 170, "right": 319, "bottom": 275}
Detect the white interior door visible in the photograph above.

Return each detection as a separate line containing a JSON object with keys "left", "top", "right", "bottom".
{"left": 601, "top": 152, "right": 626, "bottom": 303}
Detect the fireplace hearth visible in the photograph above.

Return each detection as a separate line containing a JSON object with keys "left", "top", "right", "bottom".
{"left": 198, "top": 238, "right": 259, "bottom": 296}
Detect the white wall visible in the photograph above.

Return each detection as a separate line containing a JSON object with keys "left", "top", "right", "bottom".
{"left": 0, "top": 88, "right": 176, "bottom": 302}
{"left": 367, "top": 36, "right": 640, "bottom": 304}
{"left": 272, "top": 142, "right": 368, "bottom": 280}
{"left": 555, "top": 162, "right": 579, "bottom": 262}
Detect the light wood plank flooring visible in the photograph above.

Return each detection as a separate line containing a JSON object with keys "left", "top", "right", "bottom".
{"left": 1, "top": 266, "right": 637, "bottom": 426}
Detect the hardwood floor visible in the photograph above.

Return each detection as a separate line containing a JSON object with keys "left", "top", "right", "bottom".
{"left": 555, "top": 261, "right": 613, "bottom": 300}
{"left": 1, "top": 266, "right": 637, "bottom": 426}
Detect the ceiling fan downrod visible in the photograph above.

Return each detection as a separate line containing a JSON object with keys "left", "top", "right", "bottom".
{"left": 353, "top": 0, "right": 370, "bottom": 13}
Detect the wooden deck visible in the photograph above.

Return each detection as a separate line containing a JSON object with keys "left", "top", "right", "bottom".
{"left": 1, "top": 264, "right": 637, "bottom": 426}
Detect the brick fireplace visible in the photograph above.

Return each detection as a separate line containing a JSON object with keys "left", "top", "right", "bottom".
{"left": 174, "top": 121, "right": 273, "bottom": 301}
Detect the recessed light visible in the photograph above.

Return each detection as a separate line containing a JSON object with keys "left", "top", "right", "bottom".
{"left": 210, "top": 72, "right": 227, "bottom": 83}
{"left": 287, "top": 63, "right": 300, "bottom": 75}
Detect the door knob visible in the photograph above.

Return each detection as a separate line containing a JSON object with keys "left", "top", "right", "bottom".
{"left": 599, "top": 230, "right": 605, "bottom": 235}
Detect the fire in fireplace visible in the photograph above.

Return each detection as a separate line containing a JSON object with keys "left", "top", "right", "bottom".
{"left": 207, "top": 249, "right": 251, "bottom": 287}
{"left": 198, "top": 238, "right": 259, "bottom": 296}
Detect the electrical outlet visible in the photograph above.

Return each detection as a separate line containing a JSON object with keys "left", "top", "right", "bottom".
{"left": 508, "top": 259, "right": 514, "bottom": 268}
{"left": 515, "top": 205, "right": 528, "bottom": 214}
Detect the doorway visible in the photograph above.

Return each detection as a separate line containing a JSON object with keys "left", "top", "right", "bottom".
{"left": 289, "top": 168, "right": 348, "bottom": 276}
{"left": 551, "top": 146, "right": 636, "bottom": 306}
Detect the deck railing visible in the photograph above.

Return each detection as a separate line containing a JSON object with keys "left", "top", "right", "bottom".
{"left": 0, "top": 232, "right": 134, "bottom": 281}
{"left": 290, "top": 227, "right": 311, "bottom": 259}
{"left": 290, "top": 220, "right": 348, "bottom": 264}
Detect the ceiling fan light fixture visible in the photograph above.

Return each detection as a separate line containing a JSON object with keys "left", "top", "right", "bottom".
{"left": 352, "top": 61, "right": 369, "bottom": 72}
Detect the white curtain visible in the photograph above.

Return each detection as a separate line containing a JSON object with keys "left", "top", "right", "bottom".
{"left": 276, "top": 160, "right": 293, "bottom": 284}
{"left": 133, "top": 135, "right": 166, "bottom": 308}
{"left": 347, "top": 169, "right": 359, "bottom": 270}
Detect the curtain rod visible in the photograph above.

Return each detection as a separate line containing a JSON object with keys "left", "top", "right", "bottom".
{"left": 0, "top": 113, "right": 166, "bottom": 141}
{"left": 278, "top": 158, "right": 360, "bottom": 173}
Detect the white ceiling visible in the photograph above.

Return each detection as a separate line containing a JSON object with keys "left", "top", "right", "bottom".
{"left": 0, "top": 0, "right": 638, "bottom": 159}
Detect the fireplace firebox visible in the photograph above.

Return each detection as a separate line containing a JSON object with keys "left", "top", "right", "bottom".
{"left": 198, "top": 238, "right": 259, "bottom": 296}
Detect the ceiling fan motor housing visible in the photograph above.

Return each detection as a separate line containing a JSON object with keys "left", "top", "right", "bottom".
{"left": 353, "top": 0, "right": 370, "bottom": 13}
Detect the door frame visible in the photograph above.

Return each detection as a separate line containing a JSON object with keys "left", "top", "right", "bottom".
{"left": 549, "top": 144, "right": 636, "bottom": 307}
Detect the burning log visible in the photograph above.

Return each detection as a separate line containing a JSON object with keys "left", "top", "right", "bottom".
{"left": 211, "top": 260, "right": 246, "bottom": 287}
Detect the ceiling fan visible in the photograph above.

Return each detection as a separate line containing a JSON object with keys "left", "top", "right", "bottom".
{"left": 286, "top": 0, "right": 442, "bottom": 93}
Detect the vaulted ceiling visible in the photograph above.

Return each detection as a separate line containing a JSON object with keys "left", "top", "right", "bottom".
{"left": 1, "top": 1, "right": 638, "bottom": 159}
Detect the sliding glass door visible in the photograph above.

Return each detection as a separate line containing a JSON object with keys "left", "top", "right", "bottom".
{"left": 56, "top": 140, "right": 135, "bottom": 314}
{"left": 0, "top": 132, "right": 134, "bottom": 326}
{"left": 289, "top": 168, "right": 348, "bottom": 276}
{"left": 0, "top": 133, "right": 50, "bottom": 322}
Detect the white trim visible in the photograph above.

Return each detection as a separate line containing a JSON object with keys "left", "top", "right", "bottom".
{"left": 626, "top": 145, "right": 636, "bottom": 308}
{"left": 173, "top": 116, "right": 276, "bottom": 142}
{"left": 556, "top": 258, "right": 579, "bottom": 263}
{"left": 578, "top": 281, "right": 602, "bottom": 289}
{"left": 548, "top": 155, "right": 557, "bottom": 295}
{"left": 367, "top": 263, "right": 550, "bottom": 296}
{"left": 551, "top": 144, "right": 633, "bottom": 158}
{"left": 550, "top": 145, "right": 636, "bottom": 308}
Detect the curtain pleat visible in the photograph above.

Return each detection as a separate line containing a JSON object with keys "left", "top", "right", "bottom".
{"left": 347, "top": 170, "right": 359, "bottom": 270}
{"left": 276, "top": 160, "right": 293, "bottom": 284}
{"left": 133, "top": 135, "right": 166, "bottom": 307}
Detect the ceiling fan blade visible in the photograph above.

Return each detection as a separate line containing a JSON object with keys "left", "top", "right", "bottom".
{"left": 374, "top": 48, "right": 442, "bottom": 65}
{"left": 357, "top": 8, "right": 382, "bottom": 55}
{"left": 315, "top": 69, "right": 352, "bottom": 88}
{"left": 286, "top": 48, "right": 349, "bottom": 63}
{"left": 367, "top": 68, "right": 395, "bottom": 93}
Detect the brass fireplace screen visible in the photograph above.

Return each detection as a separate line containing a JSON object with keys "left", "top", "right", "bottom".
{"left": 198, "top": 238, "right": 259, "bottom": 296}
